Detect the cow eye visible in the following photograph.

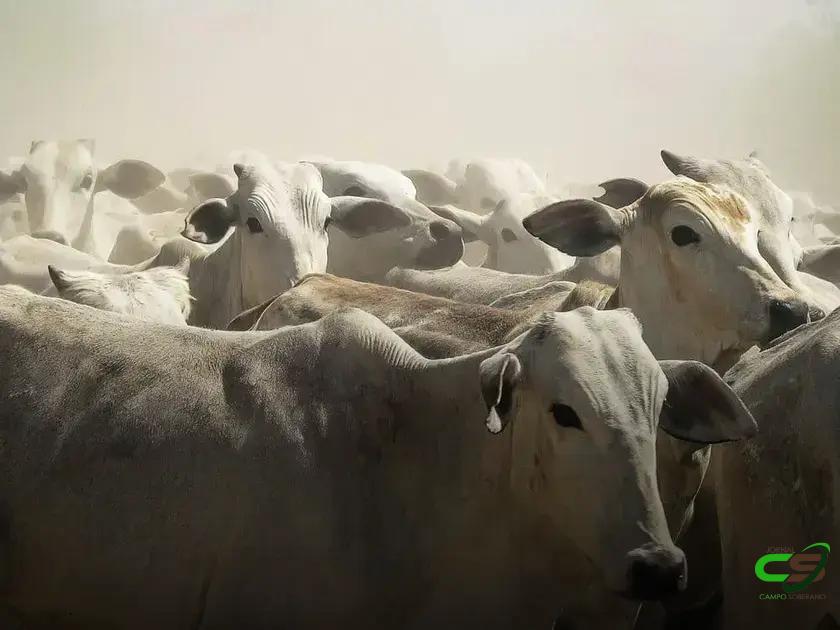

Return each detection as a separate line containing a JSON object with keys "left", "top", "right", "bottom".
{"left": 246, "top": 217, "right": 264, "bottom": 234}
{"left": 501, "top": 228, "right": 518, "bottom": 243}
{"left": 551, "top": 404, "right": 583, "bottom": 430}
{"left": 79, "top": 173, "right": 93, "bottom": 190}
{"left": 671, "top": 225, "right": 700, "bottom": 247}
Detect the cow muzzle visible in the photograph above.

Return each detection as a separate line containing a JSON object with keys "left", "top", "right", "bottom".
{"left": 767, "top": 298, "right": 810, "bottom": 341}
{"left": 624, "top": 543, "right": 687, "bottom": 601}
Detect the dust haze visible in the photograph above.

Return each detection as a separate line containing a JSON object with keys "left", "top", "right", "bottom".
{"left": 1, "top": 0, "right": 838, "bottom": 200}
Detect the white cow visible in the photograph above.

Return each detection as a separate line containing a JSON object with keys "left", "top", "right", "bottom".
{"left": 48, "top": 262, "right": 192, "bottom": 325}
{"left": 447, "top": 158, "right": 547, "bottom": 214}
{"left": 0, "top": 289, "right": 757, "bottom": 629}
{"left": 0, "top": 140, "right": 165, "bottom": 258}
{"left": 660, "top": 150, "right": 840, "bottom": 317}
{"left": 311, "top": 160, "right": 465, "bottom": 282}
{"left": 716, "top": 311, "right": 840, "bottom": 629}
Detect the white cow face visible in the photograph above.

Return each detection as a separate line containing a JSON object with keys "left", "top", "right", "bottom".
{"left": 524, "top": 178, "right": 810, "bottom": 367}
{"left": 431, "top": 194, "right": 575, "bottom": 274}
{"left": 0, "top": 140, "right": 164, "bottom": 243}
{"left": 183, "top": 162, "right": 331, "bottom": 304}
{"left": 312, "top": 160, "right": 417, "bottom": 204}
{"left": 660, "top": 151, "right": 817, "bottom": 313}
{"left": 452, "top": 158, "right": 547, "bottom": 215}
{"left": 481, "top": 308, "right": 755, "bottom": 598}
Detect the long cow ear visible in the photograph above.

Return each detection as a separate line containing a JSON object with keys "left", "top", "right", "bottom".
{"left": 329, "top": 197, "right": 410, "bottom": 238}
{"left": 428, "top": 204, "right": 486, "bottom": 243}
{"left": 226, "top": 296, "right": 278, "bottom": 331}
{"left": 96, "top": 160, "right": 166, "bottom": 199}
{"left": 523, "top": 199, "right": 629, "bottom": 257}
{"left": 182, "top": 198, "right": 238, "bottom": 244}
{"left": 594, "top": 178, "right": 649, "bottom": 209}
{"left": 658, "top": 360, "right": 757, "bottom": 444}
{"left": 480, "top": 352, "right": 522, "bottom": 434}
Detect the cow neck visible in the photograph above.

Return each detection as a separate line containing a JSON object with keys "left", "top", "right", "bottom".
{"left": 188, "top": 231, "right": 245, "bottom": 328}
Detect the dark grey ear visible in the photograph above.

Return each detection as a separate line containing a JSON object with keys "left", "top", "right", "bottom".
{"left": 402, "top": 169, "right": 459, "bottom": 206}
{"left": 523, "top": 199, "right": 626, "bottom": 256}
{"left": 182, "top": 198, "right": 238, "bottom": 244}
{"left": 428, "top": 204, "right": 485, "bottom": 243}
{"left": 480, "top": 352, "right": 522, "bottom": 434}
{"left": 329, "top": 196, "right": 411, "bottom": 238}
{"left": 47, "top": 265, "right": 71, "bottom": 292}
{"left": 0, "top": 169, "right": 26, "bottom": 198}
{"left": 594, "top": 178, "right": 649, "bottom": 209}
{"left": 659, "top": 360, "right": 757, "bottom": 444}
{"left": 95, "top": 160, "right": 166, "bottom": 199}
{"left": 660, "top": 149, "right": 712, "bottom": 182}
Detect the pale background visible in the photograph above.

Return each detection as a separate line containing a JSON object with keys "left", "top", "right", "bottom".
{"left": 1, "top": 0, "right": 838, "bottom": 199}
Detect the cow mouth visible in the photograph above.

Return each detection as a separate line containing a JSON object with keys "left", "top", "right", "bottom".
{"left": 413, "top": 237, "right": 464, "bottom": 269}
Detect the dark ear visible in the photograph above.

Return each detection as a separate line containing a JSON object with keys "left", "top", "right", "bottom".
{"left": 428, "top": 204, "right": 486, "bottom": 242}
{"left": 0, "top": 169, "right": 26, "bottom": 199}
{"left": 329, "top": 196, "right": 411, "bottom": 238}
{"left": 480, "top": 352, "right": 522, "bottom": 434}
{"left": 226, "top": 296, "right": 278, "bottom": 331}
{"left": 182, "top": 198, "right": 238, "bottom": 244}
{"left": 47, "top": 265, "right": 71, "bottom": 292}
{"left": 523, "top": 199, "right": 626, "bottom": 256}
{"left": 96, "top": 160, "right": 166, "bottom": 199}
{"left": 660, "top": 149, "right": 713, "bottom": 182}
{"left": 594, "top": 178, "right": 649, "bottom": 209}
{"left": 659, "top": 360, "right": 757, "bottom": 444}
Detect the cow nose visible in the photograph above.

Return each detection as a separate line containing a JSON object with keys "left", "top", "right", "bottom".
{"left": 626, "top": 544, "right": 687, "bottom": 601}
{"left": 429, "top": 221, "right": 456, "bottom": 241}
{"left": 768, "top": 299, "right": 809, "bottom": 339}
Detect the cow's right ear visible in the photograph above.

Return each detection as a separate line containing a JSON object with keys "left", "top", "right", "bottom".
{"left": 47, "top": 265, "right": 72, "bottom": 292}
{"left": 594, "top": 178, "right": 649, "bottom": 209}
{"left": 523, "top": 199, "right": 630, "bottom": 256}
{"left": 0, "top": 169, "right": 26, "bottom": 199}
{"left": 480, "top": 352, "right": 522, "bottom": 434}
{"left": 428, "top": 205, "right": 486, "bottom": 243}
{"left": 182, "top": 198, "right": 238, "bottom": 244}
{"left": 329, "top": 197, "right": 411, "bottom": 238}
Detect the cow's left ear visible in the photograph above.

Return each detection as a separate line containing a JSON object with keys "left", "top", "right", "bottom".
{"left": 329, "top": 197, "right": 411, "bottom": 238}
{"left": 480, "top": 352, "right": 522, "bottom": 434}
{"left": 182, "top": 198, "right": 238, "bottom": 244}
{"left": 0, "top": 169, "right": 26, "bottom": 199}
{"left": 658, "top": 360, "right": 757, "bottom": 444}
{"left": 96, "top": 160, "right": 166, "bottom": 199}
{"left": 523, "top": 199, "right": 630, "bottom": 256}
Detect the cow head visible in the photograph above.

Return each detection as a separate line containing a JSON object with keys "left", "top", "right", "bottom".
{"left": 182, "top": 161, "right": 331, "bottom": 309}
{"left": 524, "top": 177, "right": 810, "bottom": 368}
{"left": 481, "top": 308, "right": 755, "bottom": 599}
{"left": 0, "top": 140, "right": 164, "bottom": 242}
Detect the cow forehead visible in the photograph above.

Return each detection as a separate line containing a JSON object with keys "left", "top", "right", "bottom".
{"left": 26, "top": 141, "right": 93, "bottom": 177}
{"left": 236, "top": 162, "right": 328, "bottom": 217}
{"left": 641, "top": 178, "right": 752, "bottom": 232}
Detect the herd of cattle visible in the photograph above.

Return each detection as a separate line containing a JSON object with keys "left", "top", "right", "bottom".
{"left": 0, "top": 140, "right": 837, "bottom": 629}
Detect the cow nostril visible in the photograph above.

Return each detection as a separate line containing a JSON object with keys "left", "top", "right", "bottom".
{"left": 429, "top": 221, "right": 453, "bottom": 241}
{"left": 627, "top": 552, "right": 687, "bottom": 601}
{"left": 768, "top": 299, "right": 809, "bottom": 338}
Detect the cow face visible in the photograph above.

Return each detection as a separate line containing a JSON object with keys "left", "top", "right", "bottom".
{"left": 480, "top": 308, "right": 755, "bottom": 599}
{"left": 183, "top": 161, "right": 331, "bottom": 306}
{"left": 660, "top": 150, "right": 827, "bottom": 318}
{"left": 0, "top": 140, "right": 164, "bottom": 243}
{"left": 452, "top": 158, "right": 547, "bottom": 215}
{"left": 431, "top": 194, "right": 575, "bottom": 274}
{"left": 524, "top": 178, "right": 810, "bottom": 368}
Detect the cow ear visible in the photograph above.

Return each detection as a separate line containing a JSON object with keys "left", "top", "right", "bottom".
{"left": 182, "top": 198, "right": 238, "bottom": 244}
{"left": 329, "top": 197, "right": 411, "bottom": 238}
{"left": 480, "top": 352, "right": 522, "bottom": 434}
{"left": 402, "top": 169, "right": 459, "bottom": 206}
{"left": 658, "top": 360, "right": 757, "bottom": 444}
{"left": 227, "top": 296, "right": 277, "bottom": 331}
{"left": 0, "top": 169, "right": 26, "bottom": 198}
{"left": 189, "top": 172, "right": 237, "bottom": 202}
{"left": 523, "top": 199, "right": 628, "bottom": 256}
{"left": 660, "top": 150, "right": 715, "bottom": 182}
{"left": 428, "top": 205, "right": 486, "bottom": 243}
{"left": 47, "top": 265, "right": 72, "bottom": 292}
{"left": 594, "top": 178, "right": 649, "bottom": 209}
{"left": 96, "top": 160, "right": 166, "bottom": 199}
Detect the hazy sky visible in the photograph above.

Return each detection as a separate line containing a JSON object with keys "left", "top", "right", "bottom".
{"left": 1, "top": 0, "right": 838, "bottom": 198}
